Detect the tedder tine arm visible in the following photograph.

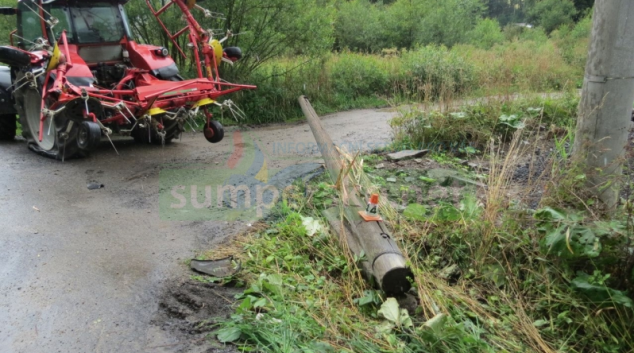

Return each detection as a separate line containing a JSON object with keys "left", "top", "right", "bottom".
{"left": 144, "top": 0, "right": 187, "bottom": 59}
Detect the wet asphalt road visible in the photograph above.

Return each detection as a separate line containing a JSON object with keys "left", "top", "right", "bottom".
{"left": 0, "top": 108, "right": 396, "bottom": 353}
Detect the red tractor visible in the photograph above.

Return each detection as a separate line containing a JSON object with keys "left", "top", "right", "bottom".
{"left": 0, "top": 0, "right": 255, "bottom": 159}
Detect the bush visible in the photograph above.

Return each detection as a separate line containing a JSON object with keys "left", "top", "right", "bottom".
{"left": 335, "top": 0, "right": 388, "bottom": 52}
{"left": 230, "top": 58, "right": 331, "bottom": 124}
{"left": 390, "top": 93, "right": 580, "bottom": 154}
{"left": 466, "top": 18, "right": 506, "bottom": 49}
{"left": 527, "top": 0, "right": 577, "bottom": 33}
{"left": 398, "top": 46, "right": 476, "bottom": 101}
{"left": 553, "top": 13, "right": 592, "bottom": 69}
{"left": 457, "top": 38, "right": 579, "bottom": 94}
{"left": 330, "top": 53, "right": 391, "bottom": 98}
{"left": 518, "top": 27, "right": 549, "bottom": 43}
{"left": 230, "top": 39, "right": 581, "bottom": 125}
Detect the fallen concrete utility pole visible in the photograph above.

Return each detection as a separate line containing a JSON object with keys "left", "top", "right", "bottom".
{"left": 298, "top": 96, "right": 413, "bottom": 295}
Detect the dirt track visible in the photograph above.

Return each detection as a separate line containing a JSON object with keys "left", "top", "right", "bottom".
{"left": 0, "top": 108, "right": 397, "bottom": 353}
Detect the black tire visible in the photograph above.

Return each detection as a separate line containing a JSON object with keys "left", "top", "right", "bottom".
{"left": 77, "top": 121, "right": 101, "bottom": 151}
{"left": 14, "top": 73, "right": 84, "bottom": 160}
{"left": 223, "top": 47, "right": 242, "bottom": 61}
{"left": 0, "top": 46, "right": 31, "bottom": 67}
{"left": 0, "top": 114, "right": 16, "bottom": 141}
{"left": 132, "top": 76, "right": 184, "bottom": 145}
{"left": 204, "top": 120, "right": 224, "bottom": 143}
{"left": 131, "top": 117, "right": 183, "bottom": 145}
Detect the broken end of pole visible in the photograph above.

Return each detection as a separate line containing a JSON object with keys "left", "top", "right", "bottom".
{"left": 381, "top": 267, "right": 414, "bottom": 296}
{"left": 372, "top": 249, "right": 413, "bottom": 296}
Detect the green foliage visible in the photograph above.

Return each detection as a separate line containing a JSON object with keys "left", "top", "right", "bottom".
{"left": 330, "top": 54, "right": 389, "bottom": 98}
{"left": 568, "top": 12, "right": 593, "bottom": 40}
{"left": 527, "top": 0, "right": 577, "bottom": 33}
{"left": 127, "top": 0, "right": 335, "bottom": 78}
{"left": 485, "top": 0, "right": 530, "bottom": 26}
{"left": 572, "top": 271, "right": 633, "bottom": 308}
{"left": 466, "top": 18, "right": 506, "bottom": 49}
{"left": 399, "top": 46, "right": 476, "bottom": 100}
{"left": 0, "top": 0, "right": 14, "bottom": 46}
{"left": 335, "top": 0, "right": 388, "bottom": 52}
{"left": 335, "top": 0, "right": 486, "bottom": 51}
{"left": 234, "top": 42, "right": 553, "bottom": 124}
{"left": 518, "top": 27, "right": 549, "bottom": 43}
{"left": 553, "top": 12, "right": 592, "bottom": 69}
{"left": 383, "top": 0, "right": 429, "bottom": 49}
{"left": 535, "top": 207, "right": 602, "bottom": 259}
{"left": 403, "top": 203, "right": 428, "bottom": 221}
{"left": 377, "top": 298, "right": 413, "bottom": 329}
{"left": 391, "top": 94, "right": 579, "bottom": 152}
{"left": 496, "top": 114, "right": 525, "bottom": 136}
{"left": 416, "top": 0, "right": 486, "bottom": 47}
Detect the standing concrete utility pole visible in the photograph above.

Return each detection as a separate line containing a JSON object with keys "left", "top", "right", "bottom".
{"left": 573, "top": 0, "right": 634, "bottom": 207}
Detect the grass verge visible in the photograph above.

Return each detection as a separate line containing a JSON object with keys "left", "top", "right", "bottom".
{"left": 202, "top": 96, "right": 634, "bottom": 352}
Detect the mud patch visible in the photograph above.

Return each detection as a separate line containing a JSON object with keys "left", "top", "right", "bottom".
{"left": 117, "top": 188, "right": 154, "bottom": 209}
{"left": 152, "top": 279, "right": 240, "bottom": 353}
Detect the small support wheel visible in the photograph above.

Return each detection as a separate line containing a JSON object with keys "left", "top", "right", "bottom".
{"left": 77, "top": 121, "right": 101, "bottom": 151}
{"left": 204, "top": 120, "right": 224, "bottom": 143}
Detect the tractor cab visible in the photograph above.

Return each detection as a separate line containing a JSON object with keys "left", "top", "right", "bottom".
{"left": 18, "top": 1, "right": 132, "bottom": 48}
{"left": 15, "top": 0, "right": 178, "bottom": 86}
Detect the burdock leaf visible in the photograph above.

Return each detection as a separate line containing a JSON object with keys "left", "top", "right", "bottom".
{"left": 571, "top": 272, "right": 633, "bottom": 308}
{"left": 378, "top": 298, "right": 413, "bottom": 328}
{"left": 217, "top": 327, "right": 242, "bottom": 343}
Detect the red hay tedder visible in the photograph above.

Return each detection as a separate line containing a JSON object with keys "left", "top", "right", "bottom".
{"left": 0, "top": 0, "right": 256, "bottom": 159}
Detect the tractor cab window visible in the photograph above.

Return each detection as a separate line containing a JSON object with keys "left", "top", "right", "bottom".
{"left": 17, "top": 3, "right": 44, "bottom": 48}
{"left": 49, "top": 7, "right": 74, "bottom": 43}
{"left": 69, "top": 4, "right": 124, "bottom": 44}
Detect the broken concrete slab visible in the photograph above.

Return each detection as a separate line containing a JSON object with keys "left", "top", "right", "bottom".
{"left": 438, "top": 264, "right": 461, "bottom": 280}
{"left": 468, "top": 162, "right": 490, "bottom": 172}
{"left": 387, "top": 149, "right": 429, "bottom": 161}
{"left": 190, "top": 256, "right": 242, "bottom": 278}
{"left": 426, "top": 168, "right": 461, "bottom": 185}
{"left": 426, "top": 168, "right": 486, "bottom": 188}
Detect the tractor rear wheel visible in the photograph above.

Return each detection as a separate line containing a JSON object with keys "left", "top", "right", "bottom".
{"left": 0, "top": 114, "right": 16, "bottom": 141}
{"left": 14, "top": 76, "right": 84, "bottom": 160}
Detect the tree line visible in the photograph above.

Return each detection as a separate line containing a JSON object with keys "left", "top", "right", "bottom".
{"left": 0, "top": 0, "right": 594, "bottom": 79}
